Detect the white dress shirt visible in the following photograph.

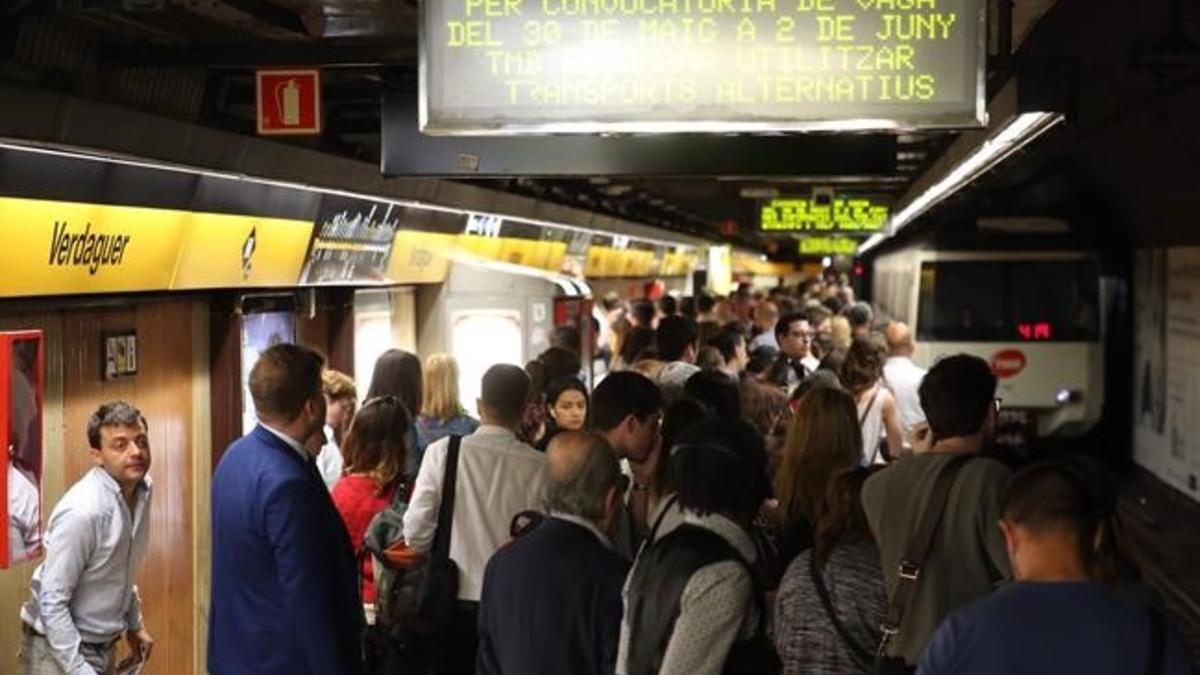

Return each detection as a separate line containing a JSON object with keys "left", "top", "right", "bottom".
{"left": 21, "top": 467, "right": 152, "bottom": 675}
{"left": 403, "top": 425, "right": 548, "bottom": 602}
{"left": 883, "top": 356, "right": 928, "bottom": 440}
{"left": 261, "top": 423, "right": 309, "bottom": 461}
{"left": 8, "top": 461, "right": 41, "bottom": 563}
{"left": 315, "top": 425, "right": 343, "bottom": 491}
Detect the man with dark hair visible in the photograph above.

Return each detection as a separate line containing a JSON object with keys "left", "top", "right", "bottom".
{"left": 209, "top": 345, "right": 363, "bottom": 675}
{"left": 919, "top": 458, "right": 1193, "bottom": 675}
{"left": 844, "top": 301, "right": 874, "bottom": 337}
{"left": 861, "top": 354, "right": 1012, "bottom": 668}
{"left": 618, "top": 419, "right": 773, "bottom": 675}
{"left": 658, "top": 294, "right": 678, "bottom": 319}
{"left": 404, "top": 364, "right": 548, "bottom": 674}
{"left": 773, "top": 312, "right": 819, "bottom": 388}
{"left": 478, "top": 432, "right": 628, "bottom": 675}
{"left": 656, "top": 315, "right": 701, "bottom": 402}
{"left": 656, "top": 315, "right": 698, "bottom": 364}
{"left": 685, "top": 370, "right": 742, "bottom": 420}
{"left": 592, "top": 371, "right": 664, "bottom": 560}
{"left": 695, "top": 293, "right": 716, "bottom": 322}
{"left": 631, "top": 300, "right": 656, "bottom": 329}
{"left": 550, "top": 325, "right": 583, "bottom": 355}
{"left": 20, "top": 402, "right": 154, "bottom": 675}
{"left": 707, "top": 328, "right": 748, "bottom": 378}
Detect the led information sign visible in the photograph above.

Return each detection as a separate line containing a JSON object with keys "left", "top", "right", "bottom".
{"left": 421, "top": 0, "right": 984, "bottom": 133}
{"left": 762, "top": 196, "right": 889, "bottom": 232}
{"left": 798, "top": 236, "right": 860, "bottom": 256}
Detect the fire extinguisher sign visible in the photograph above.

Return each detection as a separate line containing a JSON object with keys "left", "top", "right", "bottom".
{"left": 256, "top": 69, "right": 322, "bottom": 135}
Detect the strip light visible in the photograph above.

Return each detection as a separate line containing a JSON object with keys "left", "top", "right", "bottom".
{"left": 859, "top": 112, "right": 1064, "bottom": 255}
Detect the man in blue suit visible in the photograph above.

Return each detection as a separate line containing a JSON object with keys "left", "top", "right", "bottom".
{"left": 208, "top": 343, "right": 364, "bottom": 675}
{"left": 478, "top": 431, "right": 629, "bottom": 675}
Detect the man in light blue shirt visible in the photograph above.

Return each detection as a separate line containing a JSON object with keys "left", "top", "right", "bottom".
{"left": 20, "top": 401, "right": 154, "bottom": 675}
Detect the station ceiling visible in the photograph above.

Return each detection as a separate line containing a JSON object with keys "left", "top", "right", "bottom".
{"left": 5, "top": 0, "right": 1166, "bottom": 256}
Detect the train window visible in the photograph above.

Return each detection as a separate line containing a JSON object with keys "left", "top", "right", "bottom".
{"left": 918, "top": 259, "right": 1100, "bottom": 342}
{"left": 451, "top": 310, "right": 523, "bottom": 413}
{"left": 918, "top": 261, "right": 1007, "bottom": 341}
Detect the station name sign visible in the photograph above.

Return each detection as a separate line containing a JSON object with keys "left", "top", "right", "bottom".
{"left": 761, "top": 195, "right": 888, "bottom": 232}
{"left": 421, "top": 0, "right": 984, "bottom": 133}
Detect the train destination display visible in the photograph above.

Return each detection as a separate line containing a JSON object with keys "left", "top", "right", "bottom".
{"left": 421, "top": 0, "right": 984, "bottom": 133}
{"left": 761, "top": 195, "right": 889, "bottom": 232}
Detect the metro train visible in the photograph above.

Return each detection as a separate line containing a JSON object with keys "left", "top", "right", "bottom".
{"left": 872, "top": 244, "right": 1106, "bottom": 441}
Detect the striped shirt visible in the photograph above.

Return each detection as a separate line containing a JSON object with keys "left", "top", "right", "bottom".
{"left": 773, "top": 540, "right": 887, "bottom": 675}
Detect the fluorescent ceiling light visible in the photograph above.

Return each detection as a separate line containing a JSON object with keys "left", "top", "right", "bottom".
{"left": 858, "top": 233, "right": 886, "bottom": 253}
{"left": 858, "top": 111, "right": 1063, "bottom": 255}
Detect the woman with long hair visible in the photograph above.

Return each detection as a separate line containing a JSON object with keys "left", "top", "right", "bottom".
{"left": 773, "top": 386, "right": 863, "bottom": 568}
{"left": 366, "top": 349, "right": 423, "bottom": 473}
{"left": 536, "top": 376, "right": 589, "bottom": 451}
{"left": 840, "top": 336, "right": 904, "bottom": 465}
{"left": 416, "top": 354, "right": 479, "bottom": 454}
{"left": 774, "top": 468, "right": 886, "bottom": 674}
{"left": 331, "top": 395, "right": 412, "bottom": 617}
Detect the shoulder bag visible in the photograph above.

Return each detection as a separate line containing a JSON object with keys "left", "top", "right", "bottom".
{"left": 389, "top": 434, "right": 462, "bottom": 636}
{"left": 872, "top": 453, "right": 973, "bottom": 675}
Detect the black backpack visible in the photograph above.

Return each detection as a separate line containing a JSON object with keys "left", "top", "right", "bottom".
{"left": 625, "top": 523, "right": 781, "bottom": 675}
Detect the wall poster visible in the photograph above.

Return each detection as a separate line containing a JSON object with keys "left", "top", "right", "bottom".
{"left": 1134, "top": 247, "right": 1200, "bottom": 497}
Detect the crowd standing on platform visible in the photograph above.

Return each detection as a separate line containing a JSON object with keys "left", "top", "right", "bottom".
{"left": 16, "top": 273, "right": 1197, "bottom": 675}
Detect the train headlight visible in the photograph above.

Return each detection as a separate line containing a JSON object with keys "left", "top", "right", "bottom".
{"left": 1055, "top": 388, "right": 1082, "bottom": 406}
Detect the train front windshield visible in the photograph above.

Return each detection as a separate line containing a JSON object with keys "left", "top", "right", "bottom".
{"left": 917, "top": 259, "right": 1101, "bottom": 343}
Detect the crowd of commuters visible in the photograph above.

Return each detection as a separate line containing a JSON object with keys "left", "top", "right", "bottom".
{"left": 14, "top": 273, "right": 1196, "bottom": 675}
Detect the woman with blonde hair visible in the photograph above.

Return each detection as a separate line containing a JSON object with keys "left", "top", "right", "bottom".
{"left": 773, "top": 386, "right": 863, "bottom": 569}
{"left": 415, "top": 353, "right": 479, "bottom": 455}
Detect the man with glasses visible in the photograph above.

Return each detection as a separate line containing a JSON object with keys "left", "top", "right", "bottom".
{"left": 591, "top": 371, "right": 665, "bottom": 561}
{"left": 861, "top": 354, "right": 1013, "bottom": 668}
{"left": 774, "top": 312, "right": 819, "bottom": 389}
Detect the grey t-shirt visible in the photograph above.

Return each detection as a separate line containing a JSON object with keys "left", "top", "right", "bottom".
{"left": 861, "top": 452, "right": 1012, "bottom": 665}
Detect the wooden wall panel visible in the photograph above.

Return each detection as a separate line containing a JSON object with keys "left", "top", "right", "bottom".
{"left": 58, "top": 301, "right": 197, "bottom": 675}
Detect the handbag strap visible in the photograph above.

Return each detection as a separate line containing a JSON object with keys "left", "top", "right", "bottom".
{"left": 1144, "top": 607, "right": 1165, "bottom": 675}
{"left": 432, "top": 435, "right": 461, "bottom": 560}
{"left": 858, "top": 384, "right": 881, "bottom": 428}
{"left": 878, "top": 453, "right": 974, "bottom": 657}
{"left": 647, "top": 494, "right": 679, "bottom": 544}
{"left": 809, "top": 551, "right": 873, "bottom": 664}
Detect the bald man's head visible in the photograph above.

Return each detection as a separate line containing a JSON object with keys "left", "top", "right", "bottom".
{"left": 885, "top": 321, "right": 915, "bottom": 357}
{"left": 545, "top": 431, "right": 622, "bottom": 524}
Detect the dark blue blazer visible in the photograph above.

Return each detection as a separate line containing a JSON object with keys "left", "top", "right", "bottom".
{"left": 208, "top": 425, "right": 365, "bottom": 675}
{"left": 478, "top": 517, "right": 629, "bottom": 675}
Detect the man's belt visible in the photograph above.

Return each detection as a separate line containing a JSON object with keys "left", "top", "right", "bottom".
{"left": 22, "top": 622, "right": 119, "bottom": 650}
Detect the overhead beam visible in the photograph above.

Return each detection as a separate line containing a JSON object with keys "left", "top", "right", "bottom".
{"left": 111, "top": 41, "right": 417, "bottom": 68}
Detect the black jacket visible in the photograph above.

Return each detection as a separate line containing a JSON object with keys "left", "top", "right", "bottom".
{"left": 478, "top": 516, "right": 629, "bottom": 675}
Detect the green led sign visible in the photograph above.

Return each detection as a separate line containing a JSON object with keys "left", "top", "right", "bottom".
{"left": 422, "top": 0, "right": 986, "bottom": 133}
{"left": 798, "top": 236, "right": 860, "bottom": 256}
{"left": 762, "top": 196, "right": 888, "bottom": 233}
